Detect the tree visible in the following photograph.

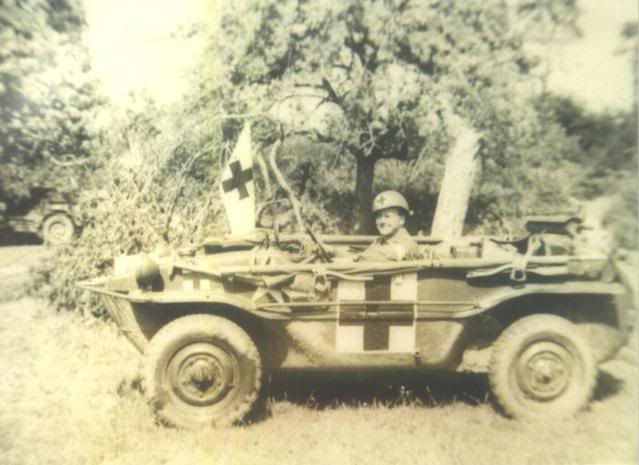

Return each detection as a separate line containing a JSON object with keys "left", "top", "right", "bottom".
{"left": 430, "top": 115, "right": 481, "bottom": 237}
{"left": 218, "top": 0, "right": 578, "bottom": 234}
{"left": 535, "top": 94, "right": 637, "bottom": 190}
{"left": 533, "top": 92, "right": 637, "bottom": 247}
{"left": 0, "top": 0, "right": 102, "bottom": 215}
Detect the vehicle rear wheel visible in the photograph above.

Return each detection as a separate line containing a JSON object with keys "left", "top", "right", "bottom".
{"left": 489, "top": 314, "right": 596, "bottom": 420}
{"left": 42, "top": 213, "right": 75, "bottom": 245}
{"left": 142, "top": 314, "right": 262, "bottom": 428}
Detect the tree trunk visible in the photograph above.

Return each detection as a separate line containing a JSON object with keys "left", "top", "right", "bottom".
{"left": 431, "top": 123, "right": 481, "bottom": 237}
{"left": 354, "top": 155, "right": 375, "bottom": 233}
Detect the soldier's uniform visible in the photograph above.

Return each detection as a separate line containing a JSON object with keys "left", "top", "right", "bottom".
{"left": 357, "top": 227, "right": 421, "bottom": 261}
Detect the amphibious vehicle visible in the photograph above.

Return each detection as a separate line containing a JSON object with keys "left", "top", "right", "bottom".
{"left": 78, "top": 214, "right": 635, "bottom": 428}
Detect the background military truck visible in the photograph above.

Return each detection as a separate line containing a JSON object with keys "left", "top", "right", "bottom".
{"left": 0, "top": 187, "right": 80, "bottom": 245}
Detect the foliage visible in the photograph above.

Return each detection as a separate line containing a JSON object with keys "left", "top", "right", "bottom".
{"left": 29, "top": 0, "right": 636, "bottom": 316}
{"left": 533, "top": 94, "right": 637, "bottom": 247}
{"left": 535, "top": 95, "right": 637, "bottom": 180}
{"left": 603, "top": 173, "right": 638, "bottom": 250}
{"left": 0, "top": 0, "right": 103, "bottom": 217}
{"left": 217, "top": 0, "right": 582, "bottom": 232}
{"left": 618, "top": 21, "right": 638, "bottom": 102}
{"left": 512, "top": 0, "right": 580, "bottom": 42}
{"left": 32, "top": 96, "right": 231, "bottom": 314}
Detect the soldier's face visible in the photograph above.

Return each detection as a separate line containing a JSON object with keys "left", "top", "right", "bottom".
{"left": 375, "top": 208, "right": 405, "bottom": 237}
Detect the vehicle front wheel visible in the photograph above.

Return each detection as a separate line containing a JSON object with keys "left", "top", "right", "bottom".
{"left": 142, "top": 314, "right": 262, "bottom": 428}
{"left": 489, "top": 314, "right": 596, "bottom": 420}
{"left": 42, "top": 213, "right": 75, "bottom": 245}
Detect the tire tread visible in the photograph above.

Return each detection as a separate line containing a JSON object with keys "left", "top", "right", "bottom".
{"left": 489, "top": 314, "right": 596, "bottom": 420}
{"left": 142, "top": 314, "right": 261, "bottom": 428}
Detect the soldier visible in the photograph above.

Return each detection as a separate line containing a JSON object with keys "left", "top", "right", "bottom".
{"left": 356, "top": 191, "right": 421, "bottom": 261}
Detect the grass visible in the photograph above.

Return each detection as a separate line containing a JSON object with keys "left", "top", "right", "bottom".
{"left": 0, "top": 245, "right": 52, "bottom": 302}
{"left": 0, "top": 296, "right": 637, "bottom": 465}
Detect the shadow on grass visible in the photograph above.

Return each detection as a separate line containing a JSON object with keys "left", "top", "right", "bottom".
{"left": 118, "top": 370, "right": 492, "bottom": 426}
{"left": 120, "top": 368, "right": 627, "bottom": 426}
{"left": 253, "top": 367, "right": 627, "bottom": 422}
{"left": 593, "top": 369, "right": 624, "bottom": 401}
{"left": 261, "top": 370, "right": 490, "bottom": 412}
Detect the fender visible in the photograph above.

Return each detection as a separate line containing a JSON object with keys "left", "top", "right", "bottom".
{"left": 412, "top": 282, "right": 627, "bottom": 319}
{"left": 123, "top": 290, "right": 289, "bottom": 320}
{"left": 475, "top": 281, "right": 627, "bottom": 315}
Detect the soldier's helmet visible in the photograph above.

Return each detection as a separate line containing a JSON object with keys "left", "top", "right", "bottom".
{"left": 372, "top": 191, "right": 410, "bottom": 214}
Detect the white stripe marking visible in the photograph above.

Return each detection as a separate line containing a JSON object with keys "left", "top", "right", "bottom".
{"left": 337, "top": 280, "right": 365, "bottom": 300}
{"left": 391, "top": 272, "right": 417, "bottom": 300}
{"left": 389, "top": 325, "right": 415, "bottom": 352}
{"left": 336, "top": 325, "right": 364, "bottom": 353}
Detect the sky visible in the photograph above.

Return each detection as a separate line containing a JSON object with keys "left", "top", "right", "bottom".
{"left": 83, "top": 0, "right": 637, "bottom": 112}
{"left": 539, "top": 0, "right": 637, "bottom": 110}
{"left": 83, "top": 0, "right": 220, "bottom": 103}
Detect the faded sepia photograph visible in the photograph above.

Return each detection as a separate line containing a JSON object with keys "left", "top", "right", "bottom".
{"left": 0, "top": 1, "right": 637, "bottom": 464}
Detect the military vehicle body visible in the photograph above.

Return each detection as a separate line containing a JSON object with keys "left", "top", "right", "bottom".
{"left": 1, "top": 188, "right": 79, "bottom": 245}
{"left": 77, "top": 220, "right": 635, "bottom": 428}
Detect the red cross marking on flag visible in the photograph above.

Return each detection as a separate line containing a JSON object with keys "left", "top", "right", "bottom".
{"left": 222, "top": 160, "right": 253, "bottom": 200}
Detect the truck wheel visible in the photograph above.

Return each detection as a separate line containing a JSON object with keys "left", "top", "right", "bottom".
{"left": 489, "top": 314, "right": 596, "bottom": 420}
{"left": 42, "top": 213, "right": 75, "bottom": 245}
{"left": 142, "top": 314, "right": 261, "bottom": 429}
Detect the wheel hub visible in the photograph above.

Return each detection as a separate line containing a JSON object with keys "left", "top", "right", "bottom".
{"left": 182, "top": 358, "right": 218, "bottom": 393}
{"left": 49, "top": 222, "right": 69, "bottom": 242}
{"left": 168, "top": 343, "right": 238, "bottom": 407}
{"left": 516, "top": 342, "right": 573, "bottom": 401}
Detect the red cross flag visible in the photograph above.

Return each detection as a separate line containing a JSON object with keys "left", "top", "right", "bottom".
{"left": 220, "top": 124, "right": 255, "bottom": 236}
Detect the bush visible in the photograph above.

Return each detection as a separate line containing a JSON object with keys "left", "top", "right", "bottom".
{"left": 31, "top": 99, "right": 228, "bottom": 314}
